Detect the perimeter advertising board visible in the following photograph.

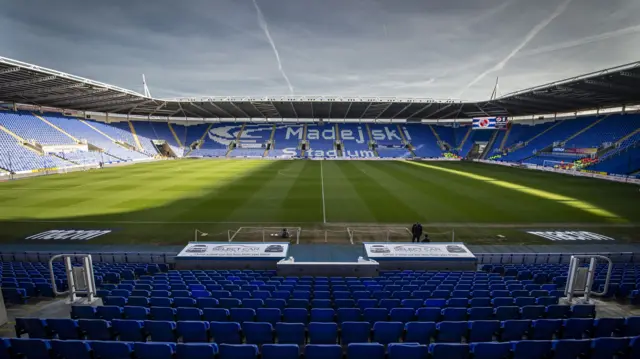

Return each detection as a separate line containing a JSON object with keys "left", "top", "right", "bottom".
{"left": 177, "top": 242, "right": 289, "bottom": 259}
{"left": 363, "top": 242, "right": 476, "bottom": 260}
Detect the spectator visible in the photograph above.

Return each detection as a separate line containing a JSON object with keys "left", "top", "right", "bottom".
{"left": 411, "top": 222, "right": 423, "bottom": 243}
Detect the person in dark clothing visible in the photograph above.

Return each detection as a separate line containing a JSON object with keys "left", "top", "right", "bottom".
{"left": 421, "top": 233, "right": 430, "bottom": 243}
{"left": 411, "top": 222, "right": 423, "bottom": 243}
{"left": 281, "top": 228, "right": 290, "bottom": 239}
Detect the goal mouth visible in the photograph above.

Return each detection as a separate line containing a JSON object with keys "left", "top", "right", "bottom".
{"left": 228, "top": 227, "right": 301, "bottom": 243}
{"left": 347, "top": 227, "right": 455, "bottom": 244}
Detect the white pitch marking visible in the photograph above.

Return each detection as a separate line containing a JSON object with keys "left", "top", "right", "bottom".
{"left": 321, "top": 160, "right": 327, "bottom": 224}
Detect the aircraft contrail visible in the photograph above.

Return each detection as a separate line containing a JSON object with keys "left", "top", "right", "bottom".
{"left": 518, "top": 23, "right": 640, "bottom": 57}
{"left": 459, "top": 0, "right": 574, "bottom": 97}
{"left": 252, "top": 0, "right": 295, "bottom": 95}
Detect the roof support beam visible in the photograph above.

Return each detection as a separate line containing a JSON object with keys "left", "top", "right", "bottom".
{"left": 343, "top": 102, "right": 353, "bottom": 119}
{"left": 148, "top": 102, "right": 168, "bottom": 117}
{"left": 327, "top": 102, "right": 332, "bottom": 119}
{"left": 89, "top": 98, "right": 151, "bottom": 112}
{"left": 404, "top": 103, "right": 434, "bottom": 119}
{"left": 48, "top": 92, "right": 128, "bottom": 106}
{"left": 228, "top": 102, "right": 251, "bottom": 118}
{"left": 374, "top": 102, "right": 394, "bottom": 119}
{"left": 0, "top": 67, "right": 20, "bottom": 75}
{"left": 0, "top": 75, "right": 57, "bottom": 89}
{"left": 206, "top": 101, "right": 235, "bottom": 118}
{"left": 358, "top": 102, "right": 373, "bottom": 119}
{"left": 290, "top": 102, "right": 299, "bottom": 119}
{"left": 389, "top": 103, "right": 414, "bottom": 119}
{"left": 189, "top": 102, "right": 216, "bottom": 117}
{"left": 14, "top": 84, "right": 91, "bottom": 98}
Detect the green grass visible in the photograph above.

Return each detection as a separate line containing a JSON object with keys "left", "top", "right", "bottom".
{"left": 0, "top": 159, "right": 638, "bottom": 245}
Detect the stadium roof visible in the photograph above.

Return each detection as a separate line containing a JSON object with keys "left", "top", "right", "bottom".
{"left": 1, "top": 56, "right": 640, "bottom": 120}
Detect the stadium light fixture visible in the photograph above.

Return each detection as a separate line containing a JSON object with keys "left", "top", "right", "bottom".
{"left": 194, "top": 229, "right": 208, "bottom": 242}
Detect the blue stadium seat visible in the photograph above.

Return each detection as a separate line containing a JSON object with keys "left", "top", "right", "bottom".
{"left": 309, "top": 322, "right": 338, "bottom": 344}
{"left": 447, "top": 298, "right": 468, "bottom": 307}
{"left": 591, "top": 337, "right": 629, "bottom": 359}
{"left": 469, "top": 297, "right": 491, "bottom": 307}
{"left": 546, "top": 305, "right": 570, "bottom": 319}
{"left": 552, "top": 339, "right": 590, "bottom": 358}
{"left": 531, "top": 319, "right": 562, "bottom": 340}
{"left": 337, "top": 308, "right": 361, "bottom": 323}
{"left": 71, "top": 306, "right": 97, "bottom": 320}
{"left": 243, "top": 299, "right": 264, "bottom": 310}
{"left": 230, "top": 308, "right": 256, "bottom": 323}
{"left": 347, "top": 343, "right": 385, "bottom": 359}
{"left": 562, "top": 318, "right": 593, "bottom": 339}
{"left": 151, "top": 307, "right": 176, "bottom": 321}
{"left": 570, "top": 304, "right": 595, "bottom": 318}
{"left": 78, "top": 319, "right": 113, "bottom": 340}
{"left": 90, "top": 341, "right": 134, "bottom": 359}
{"left": 436, "top": 321, "right": 467, "bottom": 343}
{"left": 256, "top": 308, "right": 281, "bottom": 325}
{"left": 429, "top": 343, "right": 469, "bottom": 359}
{"left": 262, "top": 344, "right": 299, "bottom": 359}
{"left": 491, "top": 297, "right": 513, "bottom": 307}
{"left": 310, "top": 308, "right": 335, "bottom": 322}
{"left": 402, "top": 299, "right": 423, "bottom": 309}
{"left": 174, "top": 297, "right": 197, "bottom": 308}
{"left": 243, "top": 322, "right": 274, "bottom": 346}
{"left": 341, "top": 321, "right": 370, "bottom": 345}
{"left": 335, "top": 299, "right": 356, "bottom": 308}
{"left": 495, "top": 306, "right": 519, "bottom": 320}
{"left": 127, "top": 296, "right": 149, "bottom": 307}
{"left": 468, "top": 320, "right": 499, "bottom": 342}
{"left": 390, "top": 308, "right": 415, "bottom": 323}
{"left": 364, "top": 308, "right": 388, "bottom": 324}
{"left": 304, "top": 344, "right": 342, "bottom": 359}
{"left": 425, "top": 299, "right": 447, "bottom": 308}
{"left": 97, "top": 306, "right": 124, "bottom": 321}
{"left": 625, "top": 316, "right": 640, "bottom": 336}
{"left": 416, "top": 307, "right": 441, "bottom": 321}
{"left": 134, "top": 342, "right": 176, "bottom": 359}
{"left": 388, "top": 343, "right": 429, "bottom": 359}
{"left": 51, "top": 339, "right": 91, "bottom": 359}
{"left": 520, "top": 305, "right": 545, "bottom": 320}
{"left": 176, "top": 343, "right": 219, "bottom": 359}
{"left": 197, "top": 298, "right": 219, "bottom": 309}
{"left": 500, "top": 320, "right": 531, "bottom": 341}
{"left": 357, "top": 299, "right": 377, "bottom": 310}
{"left": 47, "top": 319, "right": 81, "bottom": 340}
{"left": 284, "top": 308, "right": 308, "bottom": 324}
{"left": 372, "top": 321, "right": 404, "bottom": 345}
{"left": 16, "top": 318, "right": 49, "bottom": 338}
{"left": 405, "top": 322, "right": 436, "bottom": 345}
{"left": 209, "top": 321, "right": 240, "bottom": 344}
{"left": 265, "top": 298, "right": 286, "bottom": 310}
{"left": 203, "top": 308, "right": 229, "bottom": 322}
{"left": 10, "top": 338, "right": 52, "bottom": 358}
{"left": 468, "top": 307, "right": 493, "bottom": 320}
{"left": 593, "top": 317, "right": 624, "bottom": 337}
{"left": 124, "top": 306, "right": 150, "bottom": 320}
{"left": 112, "top": 319, "right": 145, "bottom": 342}
{"left": 512, "top": 340, "right": 552, "bottom": 359}
{"left": 144, "top": 320, "right": 177, "bottom": 342}
{"left": 470, "top": 342, "right": 510, "bottom": 359}
{"left": 219, "top": 298, "right": 242, "bottom": 309}
{"left": 149, "top": 297, "right": 173, "bottom": 307}
{"left": 276, "top": 322, "right": 305, "bottom": 345}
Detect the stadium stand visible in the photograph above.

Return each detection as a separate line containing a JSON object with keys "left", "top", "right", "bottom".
{"left": 340, "top": 123, "right": 374, "bottom": 158}
{"left": 0, "top": 130, "right": 68, "bottom": 172}
{"left": 0, "top": 112, "right": 75, "bottom": 146}
{"left": 229, "top": 124, "right": 276, "bottom": 158}
{"left": 186, "top": 124, "right": 230, "bottom": 158}
{"left": 306, "top": 123, "right": 337, "bottom": 158}
{"left": 5, "top": 263, "right": 640, "bottom": 359}
{"left": 270, "top": 124, "right": 302, "bottom": 158}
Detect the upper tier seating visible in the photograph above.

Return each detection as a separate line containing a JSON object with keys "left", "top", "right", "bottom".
{"left": 409, "top": 125, "right": 442, "bottom": 158}
{"left": 0, "top": 112, "right": 75, "bottom": 145}
{"left": 270, "top": 124, "right": 302, "bottom": 157}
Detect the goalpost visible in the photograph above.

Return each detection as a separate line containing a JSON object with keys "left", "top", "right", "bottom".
{"left": 347, "top": 227, "right": 455, "bottom": 244}
{"left": 228, "top": 227, "right": 301, "bottom": 243}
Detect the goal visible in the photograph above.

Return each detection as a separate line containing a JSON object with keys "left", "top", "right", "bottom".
{"left": 346, "top": 227, "right": 412, "bottom": 244}
{"left": 228, "top": 227, "right": 301, "bottom": 243}
{"left": 347, "top": 227, "right": 456, "bottom": 244}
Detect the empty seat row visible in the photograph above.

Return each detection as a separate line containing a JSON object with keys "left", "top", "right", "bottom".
{"left": 75, "top": 304, "right": 595, "bottom": 324}
{"left": 5, "top": 336, "right": 640, "bottom": 359}
{"left": 18, "top": 317, "right": 640, "bottom": 344}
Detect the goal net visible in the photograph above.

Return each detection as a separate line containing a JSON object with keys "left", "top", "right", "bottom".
{"left": 347, "top": 227, "right": 456, "bottom": 244}
{"left": 347, "top": 227, "right": 412, "bottom": 244}
{"left": 228, "top": 227, "right": 301, "bottom": 243}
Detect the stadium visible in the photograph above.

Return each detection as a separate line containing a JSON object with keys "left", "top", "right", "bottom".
{"left": 1, "top": 1, "right": 640, "bottom": 358}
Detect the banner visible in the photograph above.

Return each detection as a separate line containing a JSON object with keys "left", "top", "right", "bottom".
{"left": 25, "top": 229, "right": 113, "bottom": 241}
{"left": 363, "top": 242, "right": 475, "bottom": 259}
{"left": 237, "top": 143, "right": 264, "bottom": 149}
{"left": 472, "top": 117, "right": 496, "bottom": 129}
{"left": 552, "top": 147, "right": 597, "bottom": 154}
{"left": 495, "top": 116, "right": 509, "bottom": 129}
{"left": 177, "top": 242, "right": 289, "bottom": 258}
{"left": 42, "top": 144, "right": 89, "bottom": 154}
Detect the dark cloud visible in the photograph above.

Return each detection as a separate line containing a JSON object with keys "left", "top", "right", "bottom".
{"left": 1, "top": 0, "right": 639, "bottom": 101}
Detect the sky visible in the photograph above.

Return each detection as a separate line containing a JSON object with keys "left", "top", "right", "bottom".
{"left": 1, "top": 0, "right": 639, "bottom": 101}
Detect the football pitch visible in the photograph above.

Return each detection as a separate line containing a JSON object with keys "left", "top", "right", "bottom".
{"left": 0, "top": 159, "right": 638, "bottom": 246}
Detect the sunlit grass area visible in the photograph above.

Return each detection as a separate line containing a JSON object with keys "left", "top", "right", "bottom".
{"left": 0, "top": 159, "right": 638, "bottom": 245}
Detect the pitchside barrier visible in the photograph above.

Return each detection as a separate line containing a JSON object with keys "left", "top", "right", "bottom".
{"left": 227, "top": 227, "right": 301, "bottom": 243}
{"left": 1, "top": 250, "right": 639, "bottom": 265}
